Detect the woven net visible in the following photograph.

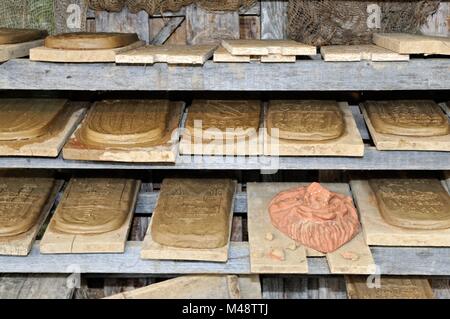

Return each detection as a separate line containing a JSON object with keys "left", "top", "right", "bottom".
{"left": 0, "top": 0, "right": 55, "bottom": 34}
{"left": 287, "top": 0, "right": 440, "bottom": 46}
{"left": 89, "top": 0, "right": 127, "bottom": 12}
{"left": 90, "top": 0, "right": 255, "bottom": 14}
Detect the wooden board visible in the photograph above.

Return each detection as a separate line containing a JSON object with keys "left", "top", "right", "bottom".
{"left": 0, "top": 39, "right": 44, "bottom": 62}
{"left": 345, "top": 276, "right": 434, "bottom": 299}
{"left": 116, "top": 45, "right": 216, "bottom": 65}
{"left": 0, "top": 180, "right": 62, "bottom": 256}
{"left": 261, "top": 0, "right": 287, "bottom": 40}
{"left": 63, "top": 102, "right": 184, "bottom": 163}
{"left": 186, "top": 4, "right": 239, "bottom": 45}
{"left": 140, "top": 183, "right": 236, "bottom": 262}
{"left": 373, "top": 33, "right": 450, "bottom": 55}
{"left": 105, "top": 275, "right": 261, "bottom": 299}
{"left": 351, "top": 180, "right": 450, "bottom": 246}
{"left": 247, "top": 182, "right": 374, "bottom": 274}
{"left": 321, "top": 45, "right": 409, "bottom": 62}
{"left": 326, "top": 233, "right": 376, "bottom": 274}
{"left": 247, "top": 182, "right": 308, "bottom": 274}
{"left": 40, "top": 180, "right": 140, "bottom": 254}
{"left": 0, "top": 274, "right": 75, "bottom": 299}
{"left": 361, "top": 104, "right": 450, "bottom": 151}
{"left": 221, "top": 39, "right": 316, "bottom": 56}
{"left": 0, "top": 102, "right": 87, "bottom": 157}
{"left": 30, "top": 41, "right": 144, "bottom": 63}
{"left": 213, "top": 46, "right": 295, "bottom": 63}
{"left": 265, "top": 103, "right": 364, "bottom": 157}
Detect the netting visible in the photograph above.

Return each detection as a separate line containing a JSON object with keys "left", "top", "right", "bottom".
{"left": 0, "top": 0, "right": 55, "bottom": 34}
{"left": 287, "top": 0, "right": 440, "bottom": 46}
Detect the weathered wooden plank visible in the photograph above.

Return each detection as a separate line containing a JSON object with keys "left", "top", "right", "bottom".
{"left": 185, "top": 4, "right": 239, "bottom": 45}
{"left": 421, "top": 2, "right": 449, "bottom": 36}
{"left": 0, "top": 275, "right": 75, "bottom": 299}
{"left": 150, "top": 17, "right": 185, "bottom": 45}
{"left": 262, "top": 277, "right": 284, "bottom": 299}
{"left": 261, "top": 1, "right": 287, "bottom": 40}
{"left": 96, "top": 7, "right": 150, "bottom": 43}
{"left": 0, "top": 147, "right": 448, "bottom": 170}
{"left": 1, "top": 242, "right": 450, "bottom": 275}
{"left": 2, "top": 59, "right": 450, "bottom": 91}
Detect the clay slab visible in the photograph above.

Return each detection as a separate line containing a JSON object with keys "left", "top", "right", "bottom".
{"left": 106, "top": 275, "right": 262, "bottom": 299}
{"left": 141, "top": 181, "right": 236, "bottom": 262}
{"left": 247, "top": 182, "right": 374, "bottom": 274}
{"left": 30, "top": 41, "right": 144, "bottom": 63}
{"left": 361, "top": 103, "right": 450, "bottom": 151}
{"left": 0, "top": 99, "right": 87, "bottom": 157}
{"left": 351, "top": 180, "right": 450, "bottom": 246}
{"left": 116, "top": 45, "right": 217, "bottom": 65}
{"left": 345, "top": 276, "right": 434, "bottom": 299}
{"left": 0, "top": 180, "right": 63, "bottom": 256}
{"left": 40, "top": 179, "right": 140, "bottom": 254}
{"left": 63, "top": 101, "right": 184, "bottom": 163}
{"left": 264, "top": 102, "right": 364, "bottom": 157}
{"left": 320, "top": 44, "right": 409, "bottom": 62}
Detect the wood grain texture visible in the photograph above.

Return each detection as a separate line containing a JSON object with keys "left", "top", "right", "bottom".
{"left": 222, "top": 39, "right": 315, "bottom": 56}
{"left": 95, "top": 7, "right": 149, "bottom": 43}
{"left": 186, "top": 4, "right": 239, "bottom": 45}
{"left": 0, "top": 275, "right": 74, "bottom": 299}
{"left": 105, "top": 275, "right": 261, "bottom": 299}
{"left": 0, "top": 39, "right": 44, "bottom": 62}
{"left": 116, "top": 45, "right": 216, "bottom": 64}
{"left": 240, "top": 16, "right": 260, "bottom": 40}
{"left": 373, "top": 33, "right": 450, "bottom": 55}
{"left": 261, "top": 1, "right": 287, "bottom": 40}
{"left": 321, "top": 45, "right": 409, "bottom": 62}
{"left": 150, "top": 17, "right": 185, "bottom": 45}
{"left": 2, "top": 59, "right": 450, "bottom": 91}
{"left": 150, "top": 18, "right": 187, "bottom": 45}
{"left": 3, "top": 241, "right": 450, "bottom": 275}
{"left": 30, "top": 41, "right": 144, "bottom": 63}
{"left": 351, "top": 180, "right": 450, "bottom": 247}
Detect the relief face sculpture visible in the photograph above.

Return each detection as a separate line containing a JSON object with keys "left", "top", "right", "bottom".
{"left": 151, "top": 179, "right": 235, "bottom": 249}
{"left": 78, "top": 100, "right": 172, "bottom": 147}
{"left": 185, "top": 100, "right": 261, "bottom": 140}
{"left": 364, "top": 100, "right": 449, "bottom": 136}
{"left": 44, "top": 32, "right": 139, "bottom": 50}
{"left": 0, "top": 178, "right": 54, "bottom": 237}
{"left": 51, "top": 178, "right": 139, "bottom": 234}
{"left": 0, "top": 99, "right": 65, "bottom": 141}
{"left": 369, "top": 179, "right": 450, "bottom": 230}
{"left": 268, "top": 182, "right": 361, "bottom": 253}
{"left": 267, "top": 100, "right": 345, "bottom": 141}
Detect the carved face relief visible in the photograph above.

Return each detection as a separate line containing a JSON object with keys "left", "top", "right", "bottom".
{"left": 0, "top": 178, "right": 54, "bottom": 237}
{"left": 0, "top": 99, "right": 65, "bottom": 141}
{"left": 369, "top": 179, "right": 450, "bottom": 230}
{"left": 268, "top": 182, "right": 360, "bottom": 253}
{"left": 267, "top": 100, "right": 345, "bottom": 141}
{"left": 151, "top": 179, "right": 235, "bottom": 249}
{"left": 365, "top": 100, "right": 450, "bottom": 136}
{"left": 185, "top": 100, "right": 261, "bottom": 140}
{"left": 81, "top": 100, "right": 170, "bottom": 146}
{"left": 51, "top": 178, "right": 138, "bottom": 235}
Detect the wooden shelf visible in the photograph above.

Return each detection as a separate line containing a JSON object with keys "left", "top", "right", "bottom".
{"left": 1, "top": 58, "right": 450, "bottom": 91}
{"left": 1, "top": 241, "right": 449, "bottom": 276}
{"left": 0, "top": 147, "right": 448, "bottom": 170}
